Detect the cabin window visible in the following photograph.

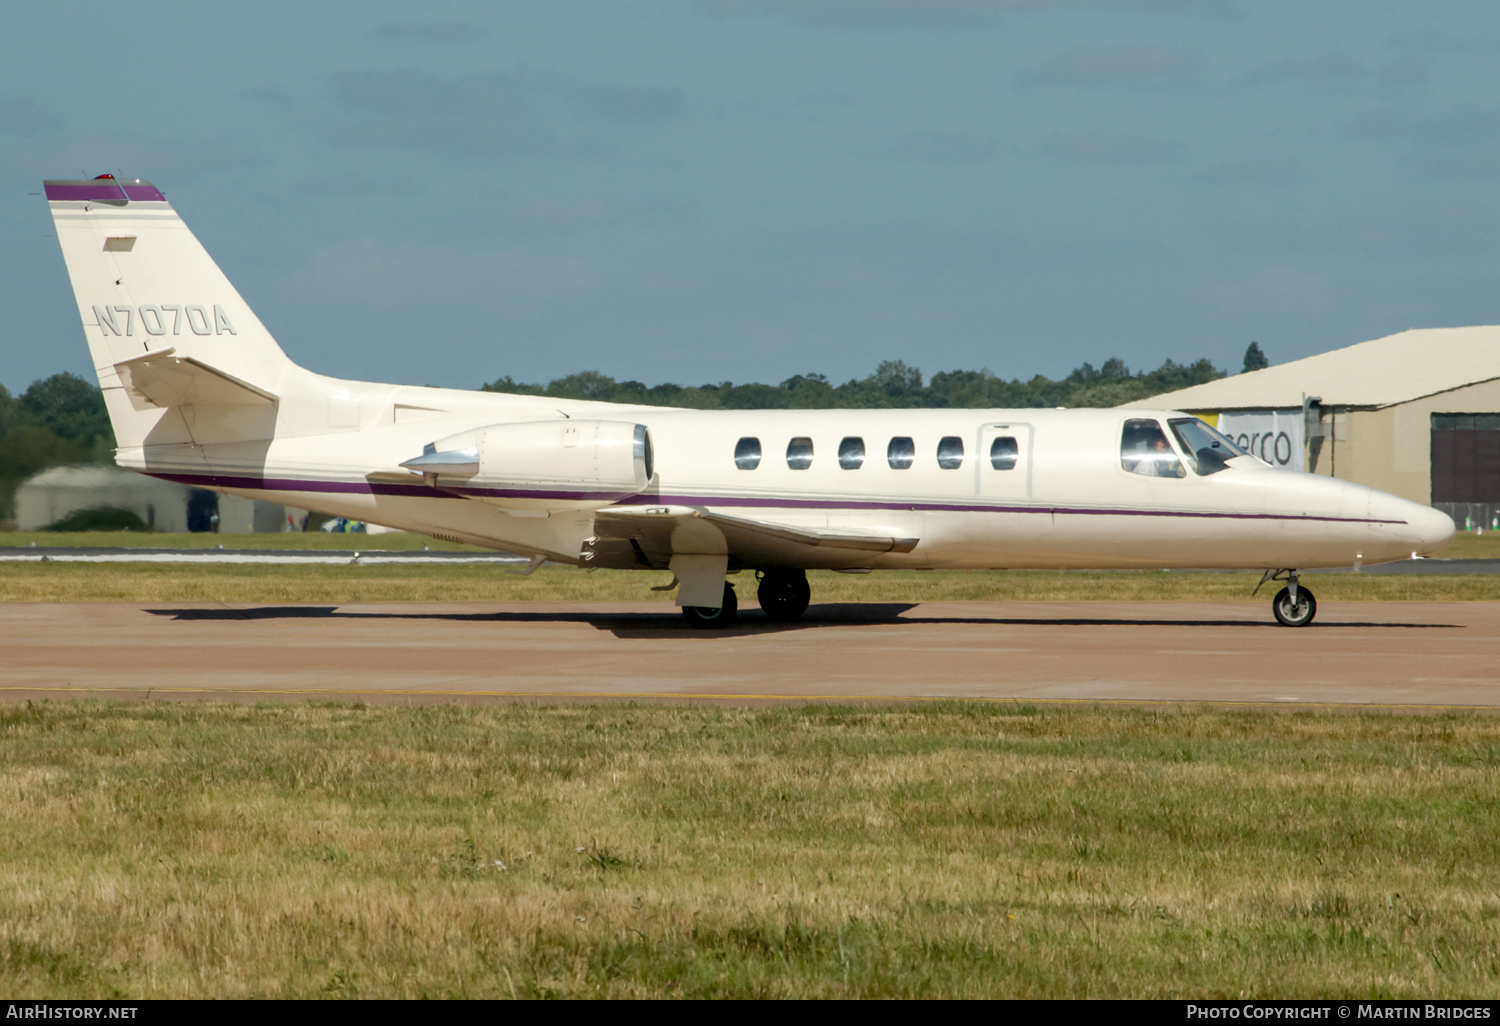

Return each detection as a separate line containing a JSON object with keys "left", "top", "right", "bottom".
{"left": 936, "top": 436, "right": 964, "bottom": 469}
{"left": 887, "top": 436, "right": 915, "bottom": 469}
{"left": 786, "top": 436, "right": 814, "bottom": 470}
{"left": 1121, "top": 419, "right": 1185, "bottom": 478}
{"left": 838, "top": 437, "right": 865, "bottom": 469}
{"left": 990, "top": 436, "right": 1018, "bottom": 470}
{"left": 734, "top": 437, "right": 761, "bottom": 470}
{"left": 1168, "top": 418, "right": 1246, "bottom": 477}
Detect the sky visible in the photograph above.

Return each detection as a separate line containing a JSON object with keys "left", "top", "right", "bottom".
{"left": 3, "top": 0, "right": 1499, "bottom": 393}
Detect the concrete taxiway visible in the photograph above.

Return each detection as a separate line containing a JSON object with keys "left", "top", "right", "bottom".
{"left": 0, "top": 600, "right": 1496, "bottom": 709}
{"left": 2, "top": 547, "right": 1498, "bottom": 573}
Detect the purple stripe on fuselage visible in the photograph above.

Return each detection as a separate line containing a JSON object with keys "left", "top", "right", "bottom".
{"left": 652, "top": 493, "right": 1406, "bottom": 525}
{"left": 143, "top": 470, "right": 1406, "bottom": 526}
{"left": 153, "top": 472, "right": 439, "bottom": 499}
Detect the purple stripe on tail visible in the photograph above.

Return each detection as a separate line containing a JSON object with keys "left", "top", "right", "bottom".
{"left": 121, "top": 182, "right": 167, "bottom": 201}
{"left": 44, "top": 179, "right": 166, "bottom": 203}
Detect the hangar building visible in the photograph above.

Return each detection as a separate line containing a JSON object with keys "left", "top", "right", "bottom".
{"left": 16, "top": 465, "right": 289, "bottom": 533}
{"left": 1130, "top": 326, "right": 1500, "bottom": 529}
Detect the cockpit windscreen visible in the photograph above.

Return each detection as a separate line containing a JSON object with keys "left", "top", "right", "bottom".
{"left": 1169, "top": 418, "right": 1249, "bottom": 476}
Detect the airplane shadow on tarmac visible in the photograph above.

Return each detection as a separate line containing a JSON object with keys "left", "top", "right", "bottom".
{"left": 143, "top": 603, "right": 1462, "bottom": 638}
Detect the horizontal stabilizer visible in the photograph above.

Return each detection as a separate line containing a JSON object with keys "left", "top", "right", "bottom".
{"left": 114, "top": 347, "right": 277, "bottom": 410}
{"left": 596, "top": 504, "right": 919, "bottom": 557}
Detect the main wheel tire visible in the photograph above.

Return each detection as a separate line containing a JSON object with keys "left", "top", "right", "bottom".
{"left": 682, "top": 581, "right": 738, "bottom": 629}
{"left": 757, "top": 569, "right": 811, "bottom": 622}
{"left": 1272, "top": 585, "right": 1317, "bottom": 627}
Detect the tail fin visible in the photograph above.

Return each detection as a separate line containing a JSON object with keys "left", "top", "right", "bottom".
{"left": 45, "top": 176, "right": 297, "bottom": 451}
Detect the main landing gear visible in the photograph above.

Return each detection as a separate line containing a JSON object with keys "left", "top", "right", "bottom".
{"left": 682, "top": 581, "right": 738, "bottom": 629}
{"left": 757, "top": 569, "right": 811, "bottom": 623}
{"left": 1256, "top": 570, "right": 1317, "bottom": 627}
{"left": 679, "top": 570, "right": 812, "bottom": 629}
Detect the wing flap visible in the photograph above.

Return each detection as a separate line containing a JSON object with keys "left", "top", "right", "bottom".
{"left": 595, "top": 504, "right": 918, "bottom": 559}
{"left": 114, "top": 347, "right": 277, "bottom": 409}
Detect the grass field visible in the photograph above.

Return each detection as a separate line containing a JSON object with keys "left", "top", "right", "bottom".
{"left": 3, "top": 562, "right": 1500, "bottom": 604}
{"left": 3, "top": 528, "right": 1497, "bottom": 605}
{"left": 1, "top": 701, "right": 1496, "bottom": 998}
{"left": 1447, "top": 530, "right": 1500, "bottom": 560}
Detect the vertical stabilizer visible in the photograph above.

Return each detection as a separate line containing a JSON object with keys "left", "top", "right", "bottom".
{"left": 45, "top": 176, "right": 297, "bottom": 452}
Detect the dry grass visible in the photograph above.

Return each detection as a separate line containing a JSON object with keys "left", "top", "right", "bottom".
{"left": 1, "top": 562, "right": 1499, "bottom": 605}
{"left": 0, "top": 702, "right": 1497, "bottom": 998}
{"left": 1441, "top": 532, "right": 1500, "bottom": 560}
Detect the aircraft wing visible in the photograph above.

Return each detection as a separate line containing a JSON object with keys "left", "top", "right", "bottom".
{"left": 114, "top": 347, "right": 278, "bottom": 410}
{"left": 593, "top": 504, "right": 918, "bottom": 567}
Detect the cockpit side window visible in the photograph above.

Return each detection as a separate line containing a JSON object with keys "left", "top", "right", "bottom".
{"left": 1121, "top": 419, "right": 1185, "bottom": 478}
{"left": 1168, "top": 418, "right": 1248, "bottom": 476}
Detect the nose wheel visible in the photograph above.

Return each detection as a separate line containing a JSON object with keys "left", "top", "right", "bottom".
{"left": 1272, "top": 584, "right": 1317, "bottom": 627}
{"left": 1257, "top": 570, "right": 1317, "bottom": 627}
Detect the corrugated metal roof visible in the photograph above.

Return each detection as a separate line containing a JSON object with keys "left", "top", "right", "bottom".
{"left": 1126, "top": 325, "right": 1500, "bottom": 411}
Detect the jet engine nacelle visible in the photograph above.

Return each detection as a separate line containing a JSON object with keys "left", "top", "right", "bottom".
{"left": 404, "top": 420, "right": 653, "bottom": 510}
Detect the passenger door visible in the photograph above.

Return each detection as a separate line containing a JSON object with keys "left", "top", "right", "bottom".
{"left": 976, "top": 423, "right": 1033, "bottom": 499}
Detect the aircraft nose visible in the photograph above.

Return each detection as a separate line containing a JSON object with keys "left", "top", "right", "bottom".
{"left": 1371, "top": 493, "right": 1454, "bottom": 557}
{"left": 1406, "top": 502, "right": 1456, "bottom": 557}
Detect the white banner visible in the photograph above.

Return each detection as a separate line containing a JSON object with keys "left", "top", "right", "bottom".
{"left": 1217, "top": 410, "right": 1304, "bottom": 472}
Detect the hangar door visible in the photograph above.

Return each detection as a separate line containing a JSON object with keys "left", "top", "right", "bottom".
{"left": 1431, "top": 414, "right": 1500, "bottom": 503}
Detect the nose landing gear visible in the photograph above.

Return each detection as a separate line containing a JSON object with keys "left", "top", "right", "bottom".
{"left": 1272, "top": 583, "right": 1317, "bottom": 627}
{"left": 1256, "top": 570, "right": 1317, "bottom": 627}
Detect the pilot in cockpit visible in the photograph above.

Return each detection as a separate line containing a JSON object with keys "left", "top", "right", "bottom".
{"left": 1122, "top": 420, "right": 1186, "bottom": 478}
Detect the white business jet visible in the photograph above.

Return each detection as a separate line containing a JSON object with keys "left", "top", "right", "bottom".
{"left": 44, "top": 176, "right": 1454, "bottom": 628}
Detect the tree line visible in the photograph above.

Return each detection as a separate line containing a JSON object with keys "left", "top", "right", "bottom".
{"left": 482, "top": 355, "right": 1229, "bottom": 411}
{"left": 2, "top": 345, "right": 1268, "bottom": 519}
{"left": 0, "top": 373, "right": 113, "bottom": 518}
